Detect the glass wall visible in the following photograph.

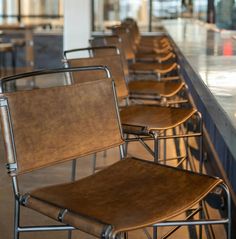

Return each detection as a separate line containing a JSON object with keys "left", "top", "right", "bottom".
{"left": 193, "top": 0, "right": 208, "bottom": 21}
{"left": 0, "top": 0, "right": 18, "bottom": 23}
{"left": 92, "top": 0, "right": 195, "bottom": 32}
{"left": 93, "top": 0, "right": 149, "bottom": 31}
{"left": 152, "top": 0, "right": 182, "bottom": 19}
{"left": 0, "top": 0, "right": 63, "bottom": 27}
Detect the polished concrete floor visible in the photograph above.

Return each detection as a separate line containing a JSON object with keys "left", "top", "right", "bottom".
{"left": 0, "top": 130, "right": 226, "bottom": 239}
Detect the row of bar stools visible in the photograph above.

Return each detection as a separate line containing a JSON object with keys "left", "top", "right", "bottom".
{"left": 63, "top": 45, "right": 202, "bottom": 173}
{"left": 88, "top": 20, "right": 202, "bottom": 174}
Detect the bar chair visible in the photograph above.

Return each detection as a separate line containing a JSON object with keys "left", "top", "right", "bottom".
{"left": 108, "top": 26, "right": 178, "bottom": 79}
{"left": 0, "top": 67, "right": 231, "bottom": 239}
{"left": 121, "top": 23, "right": 173, "bottom": 59}
{"left": 108, "top": 21, "right": 172, "bottom": 55}
{"left": 63, "top": 47, "right": 202, "bottom": 170}
{"left": 121, "top": 18, "right": 171, "bottom": 51}
{"left": 111, "top": 24, "right": 175, "bottom": 62}
{"left": 121, "top": 21, "right": 174, "bottom": 61}
{"left": 90, "top": 38, "right": 184, "bottom": 104}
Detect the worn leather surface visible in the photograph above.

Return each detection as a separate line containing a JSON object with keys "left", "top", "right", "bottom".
{"left": 120, "top": 105, "right": 196, "bottom": 131}
{"left": 135, "top": 51, "right": 175, "bottom": 62}
{"left": 128, "top": 80, "right": 184, "bottom": 97}
{"left": 90, "top": 37, "right": 183, "bottom": 99}
{"left": 91, "top": 36, "right": 131, "bottom": 82}
{"left": 111, "top": 28, "right": 136, "bottom": 61}
{"left": 67, "top": 55, "right": 129, "bottom": 99}
{"left": 1, "top": 79, "right": 123, "bottom": 174}
{"left": 70, "top": 66, "right": 108, "bottom": 84}
{"left": 122, "top": 20, "right": 169, "bottom": 49}
{"left": 25, "top": 158, "right": 222, "bottom": 236}
{"left": 25, "top": 196, "right": 109, "bottom": 237}
{"left": 129, "top": 61, "right": 177, "bottom": 74}
{"left": 138, "top": 44, "right": 173, "bottom": 54}
{"left": 114, "top": 25, "right": 173, "bottom": 57}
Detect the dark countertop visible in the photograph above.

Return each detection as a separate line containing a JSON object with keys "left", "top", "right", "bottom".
{"left": 162, "top": 19, "right": 236, "bottom": 160}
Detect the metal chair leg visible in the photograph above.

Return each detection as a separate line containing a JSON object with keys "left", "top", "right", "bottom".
{"left": 199, "top": 128, "right": 203, "bottom": 174}
{"left": 124, "top": 133, "right": 129, "bottom": 157}
{"left": 163, "top": 130, "right": 167, "bottom": 165}
{"left": 152, "top": 132, "right": 159, "bottom": 163}
{"left": 92, "top": 153, "right": 97, "bottom": 173}
{"left": 14, "top": 198, "right": 20, "bottom": 239}
{"left": 153, "top": 226, "right": 158, "bottom": 239}
{"left": 71, "top": 159, "right": 77, "bottom": 181}
{"left": 199, "top": 201, "right": 204, "bottom": 239}
{"left": 124, "top": 232, "right": 128, "bottom": 239}
{"left": 222, "top": 184, "right": 232, "bottom": 239}
{"left": 68, "top": 230, "right": 72, "bottom": 239}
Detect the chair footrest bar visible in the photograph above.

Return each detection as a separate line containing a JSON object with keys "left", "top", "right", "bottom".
{"left": 152, "top": 219, "right": 229, "bottom": 227}
{"left": 160, "top": 207, "right": 202, "bottom": 239}
{"left": 158, "top": 155, "right": 186, "bottom": 162}
{"left": 125, "top": 133, "right": 202, "bottom": 142}
{"left": 18, "top": 225, "right": 75, "bottom": 232}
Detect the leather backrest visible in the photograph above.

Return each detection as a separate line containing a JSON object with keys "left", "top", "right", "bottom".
{"left": 67, "top": 55, "right": 129, "bottom": 100}
{"left": 0, "top": 79, "right": 123, "bottom": 175}
{"left": 90, "top": 37, "right": 130, "bottom": 82}
{"left": 111, "top": 27, "right": 135, "bottom": 61}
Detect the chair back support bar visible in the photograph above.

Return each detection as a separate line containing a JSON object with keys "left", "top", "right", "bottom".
{"left": 0, "top": 68, "right": 123, "bottom": 175}
{"left": 65, "top": 54, "right": 129, "bottom": 100}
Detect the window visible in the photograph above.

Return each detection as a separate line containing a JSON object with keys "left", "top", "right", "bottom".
{"left": 0, "top": 0, "right": 63, "bottom": 26}
{"left": 92, "top": 0, "right": 193, "bottom": 32}
{"left": 92, "top": 0, "right": 150, "bottom": 31}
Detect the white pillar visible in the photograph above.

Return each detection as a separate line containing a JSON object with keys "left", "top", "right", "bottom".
{"left": 63, "top": 0, "right": 91, "bottom": 52}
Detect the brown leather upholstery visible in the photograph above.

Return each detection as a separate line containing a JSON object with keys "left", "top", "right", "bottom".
{"left": 90, "top": 37, "right": 131, "bottom": 81}
{"left": 92, "top": 47, "right": 118, "bottom": 57}
{"left": 135, "top": 51, "right": 175, "bottom": 62}
{"left": 70, "top": 66, "right": 107, "bottom": 84}
{"left": 113, "top": 25, "right": 173, "bottom": 59}
{"left": 65, "top": 49, "right": 192, "bottom": 135}
{"left": 95, "top": 37, "right": 130, "bottom": 78}
{"left": 67, "top": 55, "right": 129, "bottom": 100}
{"left": 122, "top": 20, "right": 171, "bottom": 51}
{"left": 120, "top": 105, "right": 197, "bottom": 131}
{"left": 90, "top": 38, "right": 184, "bottom": 97}
{"left": 128, "top": 80, "right": 184, "bottom": 97}
{"left": 0, "top": 79, "right": 123, "bottom": 174}
{"left": 137, "top": 44, "right": 173, "bottom": 54}
{"left": 139, "top": 37, "right": 170, "bottom": 47}
{"left": 111, "top": 28, "right": 136, "bottom": 61}
{"left": 24, "top": 158, "right": 222, "bottom": 237}
{"left": 129, "top": 61, "right": 178, "bottom": 74}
